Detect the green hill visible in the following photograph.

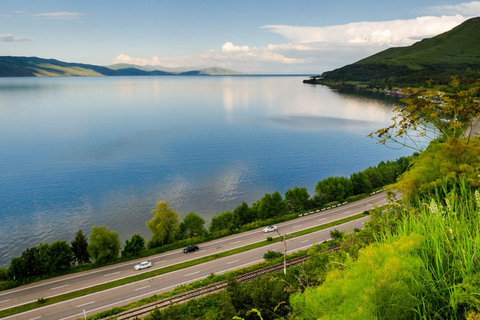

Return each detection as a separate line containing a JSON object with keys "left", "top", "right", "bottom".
{"left": 322, "top": 17, "right": 480, "bottom": 85}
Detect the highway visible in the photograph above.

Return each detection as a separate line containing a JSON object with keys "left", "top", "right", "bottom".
{"left": 1, "top": 192, "right": 389, "bottom": 320}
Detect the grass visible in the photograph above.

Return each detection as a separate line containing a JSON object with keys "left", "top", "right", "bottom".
{"left": 0, "top": 212, "right": 368, "bottom": 318}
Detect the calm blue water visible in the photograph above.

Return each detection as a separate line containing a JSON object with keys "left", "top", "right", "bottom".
{"left": 0, "top": 76, "right": 411, "bottom": 266}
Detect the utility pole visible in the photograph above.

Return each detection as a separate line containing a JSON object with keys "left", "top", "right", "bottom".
{"left": 275, "top": 229, "right": 287, "bottom": 275}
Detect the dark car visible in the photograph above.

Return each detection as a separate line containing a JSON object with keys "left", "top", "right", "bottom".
{"left": 183, "top": 245, "right": 199, "bottom": 253}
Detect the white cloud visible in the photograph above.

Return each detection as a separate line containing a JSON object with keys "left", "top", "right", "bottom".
{"left": 0, "top": 34, "right": 31, "bottom": 42}
{"left": 222, "top": 42, "right": 250, "bottom": 52}
{"left": 32, "top": 12, "right": 84, "bottom": 20}
{"left": 113, "top": 43, "right": 302, "bottom": 71}
{"left": 262, "top": 15, "right": 466, "bottom": 47}
{"left": 427, "top": 1, "right": 480, "bottom": 15}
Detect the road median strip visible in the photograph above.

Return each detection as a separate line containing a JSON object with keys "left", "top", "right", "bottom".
{"left": 0, "top": 212, "right": 369, "bottom": 318}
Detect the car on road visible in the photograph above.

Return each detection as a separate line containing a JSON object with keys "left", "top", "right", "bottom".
{"left": 134, "top": 261, "right": 152, "bottom": 270}
{"left": 183, "top": 245, "right": 199, "bottom": 253}
{"left": 263, "top": 225, "right": 277, "bottom": 233}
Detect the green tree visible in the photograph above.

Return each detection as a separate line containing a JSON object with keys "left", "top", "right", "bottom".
{"left": 121, "top": 234, "right": 146, "bottom": 258}
{"left": 179, "top": 212, "right": 206, "bottom": 238}
{"left": 232, "top": 202, "right": 255, "bottom": 226}
{"left": 47, "top": 240, "right": 73, "bottom": 273}
{"left": 254, "top": 191, "right": 289, "bottom": 220}
{"left": 284, "top": 186, "right": 311, "bottom": 213}
{"left": 71, "top": 229, "right": 90, "bottom": 265}
{"left": 209, "top": 210, "right": 234, "bottom": 233}
{"left": 88, "top": 226, "right": 121, "bottom": 264}
{"left": 315, "top": 176, "right": 353, "bottom": 204}
{"left": 147, "top": 201, "right": 180, "bottom": 248}
{"left": 350, "top": 171, "right": 373, "bottom": 194}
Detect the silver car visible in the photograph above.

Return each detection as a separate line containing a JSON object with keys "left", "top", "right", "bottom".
{"left": 134, "top": 261, "right": 152, "bottom": 270}
{"left": 263, "top": 225, "right": 277, "bottom": 233}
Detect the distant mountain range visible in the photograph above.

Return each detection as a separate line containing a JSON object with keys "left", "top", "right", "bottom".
{"left": 0, "top": 56, "right": 244, "bottom": 77}
{"left": 322, "top": 17, "right": 480, "bottom": 85}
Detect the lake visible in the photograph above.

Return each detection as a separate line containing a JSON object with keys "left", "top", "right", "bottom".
{"left": 0, "top": 76, "right": 411, "bottom": 267}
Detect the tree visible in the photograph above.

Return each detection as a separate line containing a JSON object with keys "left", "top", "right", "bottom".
{"left": 71, "top": 229, "right": 90, "bottom": 265}
{"left": 350, "top": 171, "right": 373, "bottom": 195}
{"left": 284, "top": 186, "right": 311, "bottom": 213}
{"left": 47, "top": 240, "right": 73, "bottom": 273}
{"left": 88, "top": 226, "right": 121, "bottom": 264}
{"left": 179, "top": 212, "right": 206, "bottom": 238}
{"left": 254, "top": 191, "right": 289, "bottom": 220}
{"left": 146, "top": 201, "right": 180, "bottom": 248}
{"left": 121, "top": 234, "right": 146, "bottom": 258}
{"left": 315, "top": 176, "right": 353, "bottom": 205}
{"left": 209, "top": 210, "right": 234, "bottom": 233}
{"left": 232, "top": 202, "right": 255, "bottom": 226}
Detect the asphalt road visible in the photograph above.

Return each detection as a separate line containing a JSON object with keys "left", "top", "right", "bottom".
{"left": 1, "top": 192, "right": 389, "bottom": 320}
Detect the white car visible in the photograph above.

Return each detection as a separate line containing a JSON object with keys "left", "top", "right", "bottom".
{"left": 263, "top": 225, "right": 277, "bottom": 233}
{"left": 134, "top": 261, "right": 152, "bottom": 270}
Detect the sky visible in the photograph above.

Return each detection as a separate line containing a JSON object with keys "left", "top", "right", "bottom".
{"left": 1, "top": 0, "right": 479, "bottom": 74}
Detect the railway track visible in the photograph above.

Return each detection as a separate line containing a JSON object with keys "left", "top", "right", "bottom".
{"left": 101, "top": 244, "right": 341, "bottom": 320}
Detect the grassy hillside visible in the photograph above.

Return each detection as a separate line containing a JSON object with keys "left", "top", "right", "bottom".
{"left": 323, "top": 17, "right": 480, "bottom": 85}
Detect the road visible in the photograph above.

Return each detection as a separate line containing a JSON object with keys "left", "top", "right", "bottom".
{"left": 1, "top": 192, "right": 389, "bottom": 320}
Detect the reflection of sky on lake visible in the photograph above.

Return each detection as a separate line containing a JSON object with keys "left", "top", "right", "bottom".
{"left": 0, "top": 76, "right": 412, "bottom": 266}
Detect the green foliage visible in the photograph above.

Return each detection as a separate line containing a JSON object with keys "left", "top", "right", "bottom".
{"left": 285, "top": 186, "right": 312, "bottom": 213}
{"left": 329, "top": 229, "right": 343, "bottom": 240}
{"left": 71, "top": 229, "right": 90, "bottom": 264}
{"left": 233, "top": 202, "right": 255, "bottom": 225}
{"left": 7, "top": 240, "right": 73, "bottom": 281}
{"left": 88, "top": 226, "right": 121, "bottom": 264}
{"left": 0, "top": 268, "right": 8, "bottom": 281}
{"left": 315, "top": 176, "right": 353, "bottom": 205}
{"left": 121, "top": 234, "right": 146, "bottom": 259}
{"left": 395, "top": 138, "right": 480, "bottom": 202}
{"left": 370, "top": 77, "right": 480, "bottom": 151}
{"left": 254, "top": 190, "right": 289, "bottom": 220}
{"left": 291, "top": 234, "right": 426, "bottom": 320}
{"left": 179, "top": 212, "right": 206, "bottom": 239}
{"left": 46, "top": 240, "right": 73, "bottom": 273}
{"left": 147, "top": 201, "right": 180, "bottom": 248}
{"left": 209, "top": 210, "right": 234, "bottom": 233}
{"left": 350, "top": 171, "right": 372, "bottom": 194}
{"left": 263, "top": 250, "right": 283, "bottom": 261}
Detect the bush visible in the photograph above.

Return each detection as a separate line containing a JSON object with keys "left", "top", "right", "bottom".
{"left": 329, "top": 229, "right": 343, "bottom": 240}
{"left": 263, "top": 250, "right": 283, "bottom": 261}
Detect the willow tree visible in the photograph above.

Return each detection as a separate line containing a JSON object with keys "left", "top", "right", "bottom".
{"left": 147, "top": 201, "right": 180, "bottom": 248}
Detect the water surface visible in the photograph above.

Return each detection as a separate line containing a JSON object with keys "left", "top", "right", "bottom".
{"left": 0, "top": 76, "right": 410, "bottom": 266}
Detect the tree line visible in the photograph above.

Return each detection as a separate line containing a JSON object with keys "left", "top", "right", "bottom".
{"left": 1, "top": 156, "right": 411, "bottom": 283}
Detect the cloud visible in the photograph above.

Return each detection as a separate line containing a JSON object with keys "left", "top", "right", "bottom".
{"left": 113, "top": 44, "right": 302, "bottom": 71}
{"left": 0, "top": 34, "right": 31, "bottom": 42}
{"left": 262, "top": 15, "right": 466, "bottom": 47}
{"left": 427, "top": 1, "right": 480, "bottom": 15}
{"left": 32, "top": 12, "right": 84, "bottom": 20}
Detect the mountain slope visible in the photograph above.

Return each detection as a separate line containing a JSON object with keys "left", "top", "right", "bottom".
{"left": 0, "top": 56, "right": 244, "bottom": 77}
{"left": 322, "top": 17, "right": 480, "bottom": 85}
